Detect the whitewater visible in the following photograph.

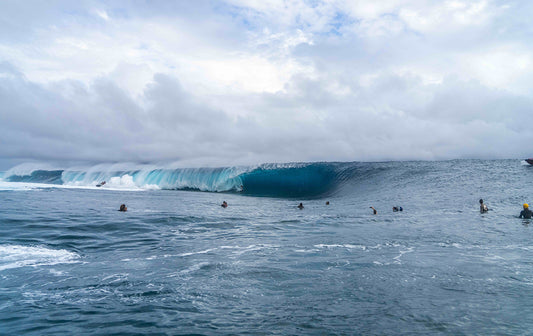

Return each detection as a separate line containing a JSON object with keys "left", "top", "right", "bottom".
{"left": 2, "top": 159, "right": 533, "bottom": 335}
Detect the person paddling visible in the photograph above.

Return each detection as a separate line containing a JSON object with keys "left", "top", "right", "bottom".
{"left": 479, "top": 199, "right": 488, "bottom": 213}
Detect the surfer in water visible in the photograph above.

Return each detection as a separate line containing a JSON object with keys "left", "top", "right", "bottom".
{"left": 519, "top": 203, "right": 532, "bottom": 219}
{"left": 119, "top": 204, "right": 127, "bottom": 212}
{"left": 221, "top": 201, "right": 228, "bottom": 208}
{"left": 370, "top": 206, "right": 377, "bottom": 215}
{"left": 393, "top": 206, "right": 403, "bottom": 212}
{"left": 479, "top": 199, "right": 488, "bottom": 213}
{"left": 298, "top": 203, "right": 304, "bottom": 209}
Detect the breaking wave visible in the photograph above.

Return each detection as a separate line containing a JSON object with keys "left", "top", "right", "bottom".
{"left": 2, "top": 161, "right": 383, "bottom": 198}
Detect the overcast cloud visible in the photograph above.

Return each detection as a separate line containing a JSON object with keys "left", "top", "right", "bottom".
{"left": 1, "top": 0, "right": 533, "bottom": 169}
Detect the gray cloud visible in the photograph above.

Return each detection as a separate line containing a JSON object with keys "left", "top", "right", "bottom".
{"left": 2, "top": 59, "right": 533, "bottom": 169}
{"left": 1, "top": 1, "right": 533, "bottom": 170}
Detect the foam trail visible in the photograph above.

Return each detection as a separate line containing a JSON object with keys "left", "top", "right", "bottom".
{"left": 0, "top": 245, "right": 79, "bottom": 271}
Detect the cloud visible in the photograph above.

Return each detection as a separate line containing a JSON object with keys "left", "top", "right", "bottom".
{"left": 1, "top": 1, "right": 533, "bottom": 169}
{"left": 2, "top": 59, "right": 532, "bottom": 170}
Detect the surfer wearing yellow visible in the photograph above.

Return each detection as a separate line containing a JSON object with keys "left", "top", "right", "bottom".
{"left": 519, "top": 203, "right": 532, "bottom": 219}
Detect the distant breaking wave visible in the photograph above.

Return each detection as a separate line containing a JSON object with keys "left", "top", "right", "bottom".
{"left": 2, "top": 162, "right": 368, "bottom": 198}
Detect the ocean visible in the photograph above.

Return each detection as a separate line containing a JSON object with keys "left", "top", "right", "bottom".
{"left": 1, "top": 159, "right": 533, "bottom": 335}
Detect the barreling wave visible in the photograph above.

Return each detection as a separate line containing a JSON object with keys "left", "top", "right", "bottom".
{"left": 2, "top": 162, "right": 371, "bottom": 198}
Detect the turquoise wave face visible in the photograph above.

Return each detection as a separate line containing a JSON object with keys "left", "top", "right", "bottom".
{"left": 239, "top": 164, "right": 339, "bottom": 198}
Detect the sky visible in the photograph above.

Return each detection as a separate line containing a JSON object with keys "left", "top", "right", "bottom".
{"left": 1, "top": 0, "right": 533, "bottom": 170}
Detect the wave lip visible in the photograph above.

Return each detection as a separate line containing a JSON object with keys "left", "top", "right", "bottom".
{"left": 5, "top": 170, "right": 64, "bottom": 184}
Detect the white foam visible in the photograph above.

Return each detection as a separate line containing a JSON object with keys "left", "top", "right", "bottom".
{"left": 142, "top": 184, "right": 160, "bottom": 190}
{"left": 0, "top": 181, "right": 55, "bottom": 191}
{"left": 177, "top": 262, "right": 210, "bottom": 275}
{"left": 65, "top": 174, "right": 155, "bottom": 191}
{"left": 0, "top": 245, "right": 80, "bottom": 271}
{"left": 314, "top": 244, "right": 374, "bottom": 250}
{"left": 176, "top": 244, "right": 279, "bottom": 257}
{"left": 393, "top": 247, "right": 414, "bottom": 264}
{"left": 294, "top": 249, "right": 320, "bottom": 253}
{"left": 108, "top": 174, "right": 136, "bottom": 188}
{"left": 0, "top": 180, "right": 144, "bottom": 192}
{"left": 178, "top": 248, "right": 216, "bottom": 257}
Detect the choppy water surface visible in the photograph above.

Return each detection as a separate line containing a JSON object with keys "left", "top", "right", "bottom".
{"left": 2, "top": 160, "right": 533, "bottom": 335}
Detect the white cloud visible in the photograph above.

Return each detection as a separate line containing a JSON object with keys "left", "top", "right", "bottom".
{"left": 0, "top": 0, "right": 532, "bottom": 169}
{"left": 460, "top": 45, "right": 533, "bottom": 93}
{"left": 94, "top": 9, "right": 110, "bottom": 21}
{"left": 399, "top": 0, "right": 493, "bottom": 33}
{"left": 334, "top": 0, "right": 411, "bottom": 19}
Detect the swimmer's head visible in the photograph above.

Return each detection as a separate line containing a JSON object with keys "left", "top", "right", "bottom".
{"left": 479, "top": 199, "right": 483, "bottom": 204}
{"left": 524, "top": 203, "right": 529, "bottom": 209}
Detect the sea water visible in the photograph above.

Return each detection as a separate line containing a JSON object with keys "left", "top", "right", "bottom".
{"left": 1, "top": 160, "right": 533, "bottom": 335}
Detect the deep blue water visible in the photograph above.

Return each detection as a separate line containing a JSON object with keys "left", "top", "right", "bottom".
{"left": 2, "top": 160, "right": 533, "bottom": 335}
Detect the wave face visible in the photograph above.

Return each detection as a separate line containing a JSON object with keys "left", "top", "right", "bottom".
{"left": 3, "top": 162, "right": 366, "bottom": 198}
{"left": 239, "top": 164, "right": 341, "bottom": 197}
